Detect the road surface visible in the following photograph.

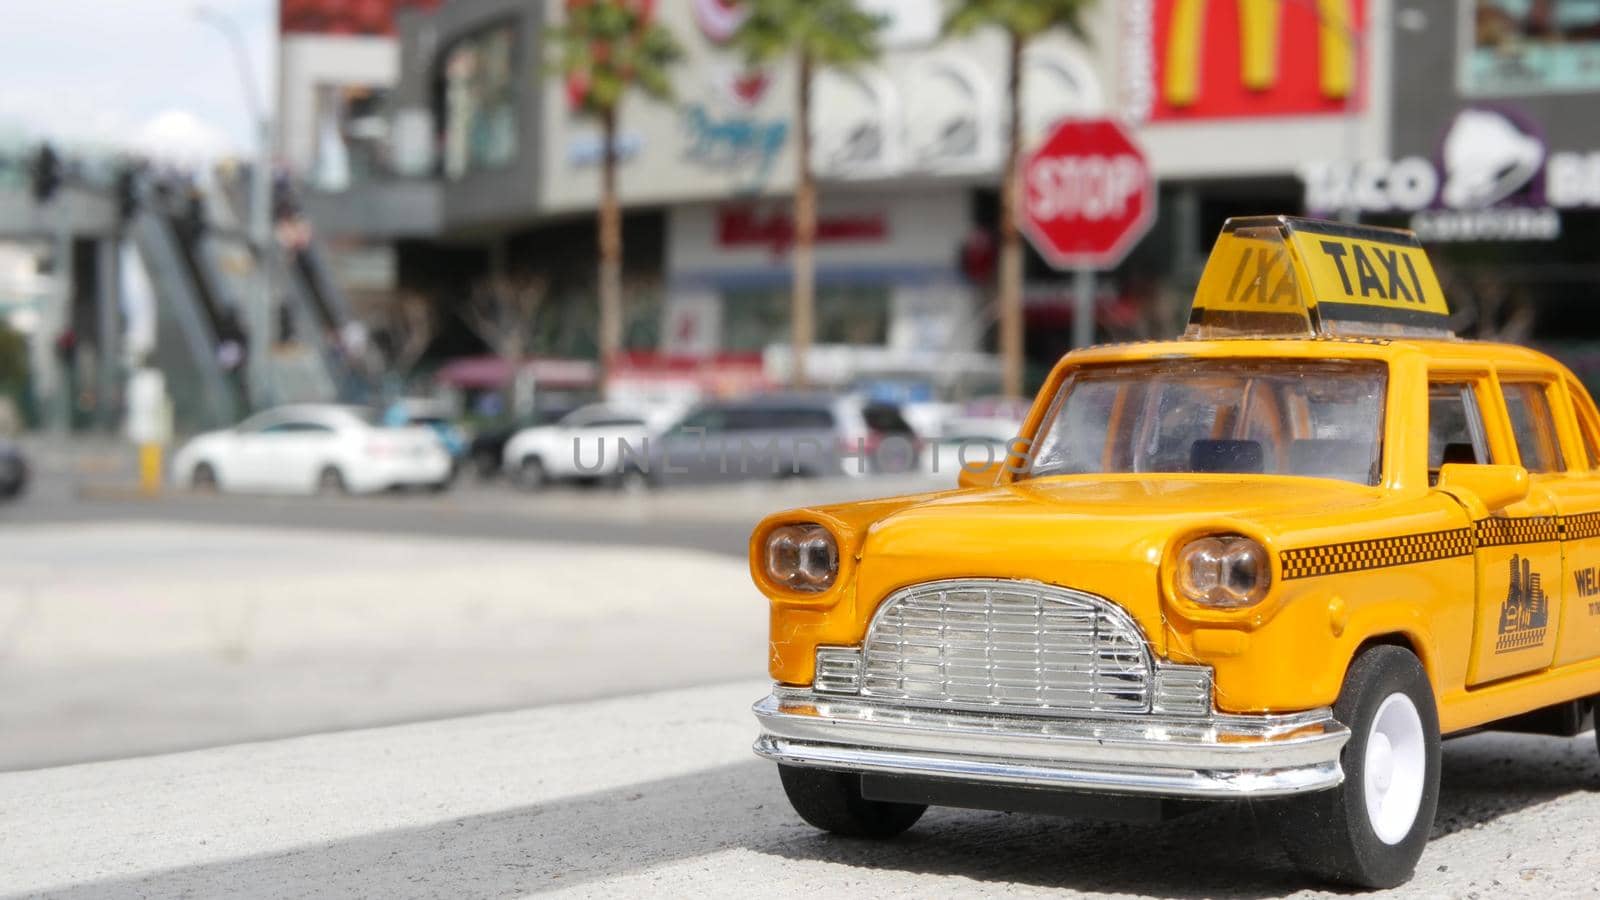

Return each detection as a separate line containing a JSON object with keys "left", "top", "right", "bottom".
{"left": 2, "top": 681, "right": 1597, "bottom": 899}
{"left": 0, "top": 521, "right": 763, "bottom": 770}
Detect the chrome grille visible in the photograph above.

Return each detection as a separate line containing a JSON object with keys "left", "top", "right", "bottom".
{"left": 860, "top": 579, "right": 1153, "bottom": 715}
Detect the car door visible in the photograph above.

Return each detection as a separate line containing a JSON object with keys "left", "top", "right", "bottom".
{"left": 227, "top": 413, "right": 283, "bottom": 489}
{"left": 540, "top": 408, "right": 596, "bottom": 478}
{"left": 657, "top": 407, "right": 726, "bottom": 485}
{"left": 1447, "top": 371, "right": 1566, "bottom": 686}
{"left": 1540, "top": 377, "right": 1600, "bottom": 668}
{"left": 252, "top": 420, "right": 338, "bottom": 492}
{"left": 571, "top": 416, "right": 646, "bottom": 478}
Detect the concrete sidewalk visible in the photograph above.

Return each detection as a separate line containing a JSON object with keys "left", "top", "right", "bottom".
{"left": 2, "top": 680, "right": 1597, "bottom": 899}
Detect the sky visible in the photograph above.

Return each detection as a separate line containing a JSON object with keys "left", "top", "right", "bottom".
{"left": 0, "top": 0, "right": 276, "bottom": 162}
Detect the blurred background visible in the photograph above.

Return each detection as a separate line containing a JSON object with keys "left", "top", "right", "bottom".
{"left": 2, "top": 0, "right": 1598, "bottom": 770}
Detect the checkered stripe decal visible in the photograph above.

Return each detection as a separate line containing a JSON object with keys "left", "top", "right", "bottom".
{"left": 1563, "top": 511, "right": 1600, "bottom": 542}
{"left": 1279, "top": 529, "right": 1474, "bottom": 580}
{"left": 1280, "top": 512, "right": 1594, "bottom": 580}
{"left": 1475, "top": 516, "right": 1562, "bottom": 547}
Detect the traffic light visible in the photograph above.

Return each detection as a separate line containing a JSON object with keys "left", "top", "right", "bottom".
{"left": 31, "top": 143, "right": 62, "bottom": 204}
{"left": 115, "top": 167, "right": 140, "bottom": 221}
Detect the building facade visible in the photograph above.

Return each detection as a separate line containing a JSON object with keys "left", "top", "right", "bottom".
{"left": 297, "top": 0, "right": 1419, "bottom": 396}
{"left": 1297, "top": 0, "right": 1600, "bottom": 383}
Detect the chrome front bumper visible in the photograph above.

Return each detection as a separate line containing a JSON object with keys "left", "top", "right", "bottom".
{"left": 753, "top": 687, "right": 1350, "bottom": 799}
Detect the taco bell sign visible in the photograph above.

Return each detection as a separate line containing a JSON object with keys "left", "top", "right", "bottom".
{"left": 1301, "top": 107, "right": 1600, "bottom": 241}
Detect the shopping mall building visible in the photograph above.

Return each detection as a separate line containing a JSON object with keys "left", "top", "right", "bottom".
{"left": 288, "top": 0, "right": 1600, "bottom": 396}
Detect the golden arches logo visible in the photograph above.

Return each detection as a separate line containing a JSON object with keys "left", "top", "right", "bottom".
{"left": 1163, "top": 0, "right": 1355, "bottom": 107}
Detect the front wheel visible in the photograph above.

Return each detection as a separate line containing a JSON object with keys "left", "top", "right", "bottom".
{"left": 616, "top": 468, "right": 654, "bottom": 495}
{"left": 191, "top": 462, "right": 218, "bottom": 492}
{"left": 317, "top": 466, "right": 348, "bottom": 496}
{"left": 1274, "top": 645, "right": 1441, "bottom": 889}
{"left": 777, "top": 765, "right": 925, "bottom": 839}
{"left": 515, "top": 456, "right": 548, "bottom": 492}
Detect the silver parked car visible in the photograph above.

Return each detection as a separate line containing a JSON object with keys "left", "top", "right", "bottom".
{"left": 619, "top": 394, "right": 919, "bottom": 490}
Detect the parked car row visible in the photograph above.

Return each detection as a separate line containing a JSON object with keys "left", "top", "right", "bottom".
{"left": 168, "top": 393, "right": 1021, "bottom": 497}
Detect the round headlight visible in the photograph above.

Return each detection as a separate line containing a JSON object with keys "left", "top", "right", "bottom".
{"left": 765, "top": 523, "right": 839, "bottom": 592}
{"left": 1176, "top": 535, "right": 1270, "bottom": 608}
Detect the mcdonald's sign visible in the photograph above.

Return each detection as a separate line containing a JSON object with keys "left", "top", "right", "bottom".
{"left": 1128, "top": 0, "right": 1366, "bottom": 122}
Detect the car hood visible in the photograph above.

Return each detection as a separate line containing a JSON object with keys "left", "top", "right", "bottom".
{"left": 844, "top": 474, "right": 1389, "bottom": 656}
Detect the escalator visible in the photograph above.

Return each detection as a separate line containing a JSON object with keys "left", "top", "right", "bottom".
{"left": 160, "top": 207, "right": 253, "bottom": 412}
{"left": 273, "top": 242, "right": 355, "bottom": 403}
{"left": 207, "top": 173, "right": 352, "bottom": 404}
{"left": 127, "top": 211, "right": 243, "bottom": 430}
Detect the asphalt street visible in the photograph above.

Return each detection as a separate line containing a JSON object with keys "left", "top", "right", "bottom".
{"left": 8, "top": 444, "right": 948, "bottom": 556}
{"left": 2, "top": 681, "right": 1598, "bottom": 899}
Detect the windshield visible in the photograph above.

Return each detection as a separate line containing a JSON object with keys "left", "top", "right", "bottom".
{"left": 1026, "top": 359, "right": 1387, "bottom": 485}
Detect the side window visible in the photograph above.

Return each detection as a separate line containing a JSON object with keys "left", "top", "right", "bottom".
{"left": 675, "top": 408, "right": 727, "bottom": 434}
{"left": 1427, "top": 382, "right": 1488, "bottom": 483}
{"left": 237, "top": 413, "right": 282, "bottom": 434}
{"left": 1569, "top": 383, "right": 1600, "bottom": 470}
{"left": 261, "top": 421, "right": 332, "bottom": 434}
{"left": 723, "top": 409, "right": 768, "bottom": 432}
{"left": 1029, "top": 376, "right": 1121, "bottom": 475}
{"left": 1502, "top": 382, "right": 1565, "bottom": 473}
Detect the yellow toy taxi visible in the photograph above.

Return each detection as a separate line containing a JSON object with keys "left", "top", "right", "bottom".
{"left": 749, "top": 216, "right": 1600, "bottom": 889}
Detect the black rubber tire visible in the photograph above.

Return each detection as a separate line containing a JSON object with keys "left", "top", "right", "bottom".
{"left": 472, "top": 451, "right": 500, "bottom": 481}
{"left": 777, "top": 765, "right": 925, "bottom": 839}
{"left": 191, "top": 462, "right": 218, "bottom": 492}
{"left": 317, "top": 466, "right": 347, "bottom": 496}
{"left": 516, "top": 456, "right": 548, "bottom": 492}
{"left": 616, "top": 468, "right": 653, "bottom": 494}
{"left": 1273, "top": 645, "right": 1441, "bottom": 890}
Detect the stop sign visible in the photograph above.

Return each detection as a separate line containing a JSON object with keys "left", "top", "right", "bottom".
{"left": 1019, "top": 119, "right": 1154, "bottom": 270}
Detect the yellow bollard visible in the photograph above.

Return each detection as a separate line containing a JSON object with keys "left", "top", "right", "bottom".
{"left": 139, "top": 442, "right": 163, "bottom": 497}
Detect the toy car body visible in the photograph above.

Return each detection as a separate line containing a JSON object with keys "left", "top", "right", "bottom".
{"left": 748, "top": 216, "right": 1600, "bottom": 888}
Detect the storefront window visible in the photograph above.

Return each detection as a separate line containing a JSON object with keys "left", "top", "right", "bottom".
{"left": 721, "top": 285, "right": 890, "bottom": 352}
{"left": 311, "top": 85, "right": 390, "bottom": 192}
{"left": 439, "top": 22, "right": 519, "bottom": 180}
{"left": 1463, "top": 1, "right": 1600, "bottom": 95}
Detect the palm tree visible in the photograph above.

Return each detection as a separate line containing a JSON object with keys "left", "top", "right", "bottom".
{"left": 549, "top": 1, "right": 682, "bottom": 385}
{"left": 731, "top": 0, "right": 882, "bottom": 388}
{"left": 945, "top": 0, "right": 1095, "bottom": 398}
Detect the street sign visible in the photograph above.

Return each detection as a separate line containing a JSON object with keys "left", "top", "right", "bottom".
{"left": 1019, "top": 118, "right": 1155, "bottom": 270}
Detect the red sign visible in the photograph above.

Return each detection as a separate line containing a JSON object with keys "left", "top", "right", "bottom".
{"left": 1139, "top": 0, "right": 1365, "bottom": 121}
{"left": 281, "top": 0, "right": 443, "bottom": 36}
{"left": 1019, "top": 119, "right": 1154, "bottom": 270}
{"left": 717, "top": 206, "right": 888, "bottom": 255}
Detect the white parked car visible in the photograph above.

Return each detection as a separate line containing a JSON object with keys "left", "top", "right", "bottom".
{"left": 501, "top": 403, "right": 680, "bottom": 490}
{"left": 173, "top": 404, "right": 453, "bottom": 495}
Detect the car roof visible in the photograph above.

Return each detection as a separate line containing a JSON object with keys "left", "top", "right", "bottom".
{"left": 700, "top": 393, "right": 851, "bottom": 411}
{"left": 1061, "top": 336, "right": 1566, "bottom": 372}
{"left": 254, "top": 404, "right": 369, "bottom": 424}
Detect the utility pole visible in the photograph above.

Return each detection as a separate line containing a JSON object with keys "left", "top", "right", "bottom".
{"left": 196, "top": 4, "right": 275, "bottom": 411}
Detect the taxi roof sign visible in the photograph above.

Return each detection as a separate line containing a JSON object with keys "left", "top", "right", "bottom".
{"left": 1185, "top": 216, "right": 1453, "bottom": 340}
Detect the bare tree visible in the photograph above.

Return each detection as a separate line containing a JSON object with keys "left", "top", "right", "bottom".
{"left": 460, "top": 274, "right": 550, "bottom": 416}
{"left": 379, "top": 292, "right": 436, "bottom": 381}
{"left": 461, "top": 274, "right": 549, "bottom": 365}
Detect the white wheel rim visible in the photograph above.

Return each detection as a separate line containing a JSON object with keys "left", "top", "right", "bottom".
{"left": 1363, "top": 692, "right": 1426, "bottom": 845}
